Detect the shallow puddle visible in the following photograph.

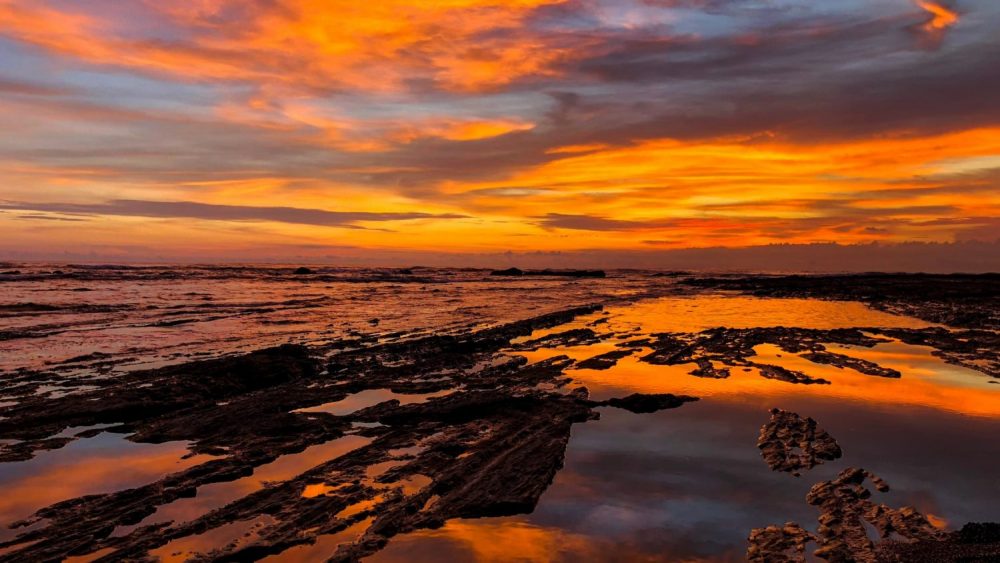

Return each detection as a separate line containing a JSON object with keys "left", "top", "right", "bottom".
{"left": 601, "top": 295, "right": 937, "bottom": 332}
{"left": 262, "top": 517, "right": 373, "bottom": 562}
{"left": 149, "top": 515, "right": 277, "bottom": 563}
{"left": 371, "top": 295, "right": 1000, "bottom": 561}
{"left": 0, "top": 434, "right": 211, "bottom": 543}
{"left": 112, "top": 434, "right": 372, "bottom": 536}
{"left": 1, "top": 290, "right": 996, "bottom": 561}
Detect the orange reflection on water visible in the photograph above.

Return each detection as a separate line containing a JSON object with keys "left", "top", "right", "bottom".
{"left": 369, "top": 518, "right": 600, "bottom": 562}
{"left": 113, "top": 434, "right": 372, "bottom": 537}
{"left": 515, "top": 296, "right": 998, "bottom": 419}
{"left": 601, "top": 296, "right": 935, "bottom": 332}
{"left": 556, "top": 339, "right": 1000, "bottom": 418}
{"left": 149, "top": 515, "right": 277, "bottom": 563}
{"left": 0, "top": 438, "right": 210, "bottom": 539}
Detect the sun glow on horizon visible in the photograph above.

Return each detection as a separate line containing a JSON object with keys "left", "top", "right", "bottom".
{"left": 0, "top": 0, "right": 997, "bottom": 261}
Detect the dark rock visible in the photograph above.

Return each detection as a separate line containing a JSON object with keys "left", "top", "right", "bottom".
{"left": 958, "top": 522, "right": 1000, "bottom": 544}
{"left": 293, "top": 267, "right": 314, "bottom": 275}
{"left": 876, "top": 522, "right": 1000, "bottom": 562}
{"left": 510, "top": 328, "right": 601, "bottom": 351}
{"left": 750, "top": 468, "right": 942, "bottom": 562}
{"left": 757, "top": 408, "right": 842, "bottom": 475}
{"left": 490, "top": 267, "right": 523, "bottom": 276}
{"left": 683, "top": 273, "right": 1000, "bottom": 330}
{"left": 1, "top": 304, "right": 708, "bottom": 563}
{"left": 576, "top": 349, "right": 634, "bottom": 370}
{"left": 801, "top": 351, "right": 901, "bottom": 378}
{"left": 690, "top": 358, "right": 731, "bottom": 379}
{"left": 599, "top": 393, "right": 698, "bottom": 413}
{"left": 529, "top": 269, "right": 606, "bottom": 278}
{"left": 747, "top": 522, "right": 815, "bottom": 562}
{"left": 756, "top": 364, "right": 830, "bottom": 385}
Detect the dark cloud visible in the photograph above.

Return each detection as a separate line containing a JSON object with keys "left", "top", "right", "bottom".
{"left": 12, "top": 213, "right": 88, "bottom": 222}
{"left": 537, "top": 213, "right": 674, "bottom": 231}
{"left": 0, "top": 200, "right": 467, "bottom": 228}
{"left": 0, "top": 77, "right": 74, "bottom": 97}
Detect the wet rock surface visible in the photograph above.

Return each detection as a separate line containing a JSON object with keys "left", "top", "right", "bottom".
{"left": 0, "top": 305, "right": 702, "bottom": 562}
{"left": 807, "top": 468, "right": 941, "bottom": 561}
{"left": 749, "top": 467, "right": 946, "bottom": 562}
{"left": 876, "top": 522, "right": 1000, "bottom": 562}
{"left": 575, "top": 349, "right": 636, "bottom": 370}
{"left": 757, "top": 409, "right": 842, "bottom": 475}
{"left": 746, "top": 522, "right": 815, "bottom": 562}
{"left": 638, "top": 327, "right": 894, "bottom": 384}
{"left": 878, "top": 327, "right": 1000, "bottom": 379}
{"left": 0, "top": 269, "right": 996, "bottom": 561}
{"left": 750, "top": 407, "right": 998, "bottom": 563}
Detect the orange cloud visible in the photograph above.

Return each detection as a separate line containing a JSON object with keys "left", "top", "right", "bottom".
{"left": 915, "top": 0, "right": 959, "bottom": 32}
{"left": 0, "top": 0, "right": 997, "bottom": 259}
{"left": 0, "top": 0, "right": 573, "bottom": 94}
{"left": 443, "top": 127, "right": 1000, "bottom": 247}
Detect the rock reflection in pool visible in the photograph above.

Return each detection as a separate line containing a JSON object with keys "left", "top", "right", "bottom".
{"left": 370, "top": 296, "right": 999, "bottom": 561}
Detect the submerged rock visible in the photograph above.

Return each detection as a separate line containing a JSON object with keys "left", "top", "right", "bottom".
{"left": 293, "top": 266, "right": 314, "bottom": 275}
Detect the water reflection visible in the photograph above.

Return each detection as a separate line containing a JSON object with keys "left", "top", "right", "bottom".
{"left": 113, "top": 435, "right": 372, "bottom": 537}
{"left": 600, "top": 295, "right": 936, "bottom": 332}
{"left": 1, "top": 292, "right": 996, "bottom": 561}
{"left": 373, "top": 295, "right": 999, "bottom": 561}
{"left": 0, "top": 434, "right": 210, "bottom": 543}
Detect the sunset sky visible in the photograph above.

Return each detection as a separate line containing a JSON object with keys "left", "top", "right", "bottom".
{"left": 0, "top": 0, "right": 998, "bottom": 262}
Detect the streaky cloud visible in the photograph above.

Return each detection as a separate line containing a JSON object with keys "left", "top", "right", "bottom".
{"left": 0, "top": 200, "right": 467, "bottom": 228}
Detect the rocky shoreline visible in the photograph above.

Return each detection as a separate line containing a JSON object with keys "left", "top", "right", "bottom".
{"left": 0, "top": 273, "right": 997, "bottom": 561}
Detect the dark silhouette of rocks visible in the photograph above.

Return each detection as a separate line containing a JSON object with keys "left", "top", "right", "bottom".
{"left": 638, "top": 327, "right": 886, "bottom": 385}
{"left": 598, "top": 393, "right": 698, "bottom": 413}
{"left": 801, "top": 351, "right": 901, "bottom": 378}
{"left": 490, "top": 267, "right": 523, "bottom": 276}
{"left": 490, "top": 268, "right": 606, "bottom": 278}
{"left": 293, "top": 266, "right": 314, "bottom": 275}
{"left": 510, "top": 328, "right": 601, "bottom": 351}
{"left": 757, "top": 363, "right": 830, "bottom": 385}
{"left": 576, "top": 349, "right": 635, "bottom": 370}
{"left": 534, "top": 269, "right": 606, "bottom": 278}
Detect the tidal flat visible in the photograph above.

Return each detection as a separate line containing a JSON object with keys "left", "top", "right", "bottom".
{"left": 0, "top": 265, "right": 997, "bottom": 562}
